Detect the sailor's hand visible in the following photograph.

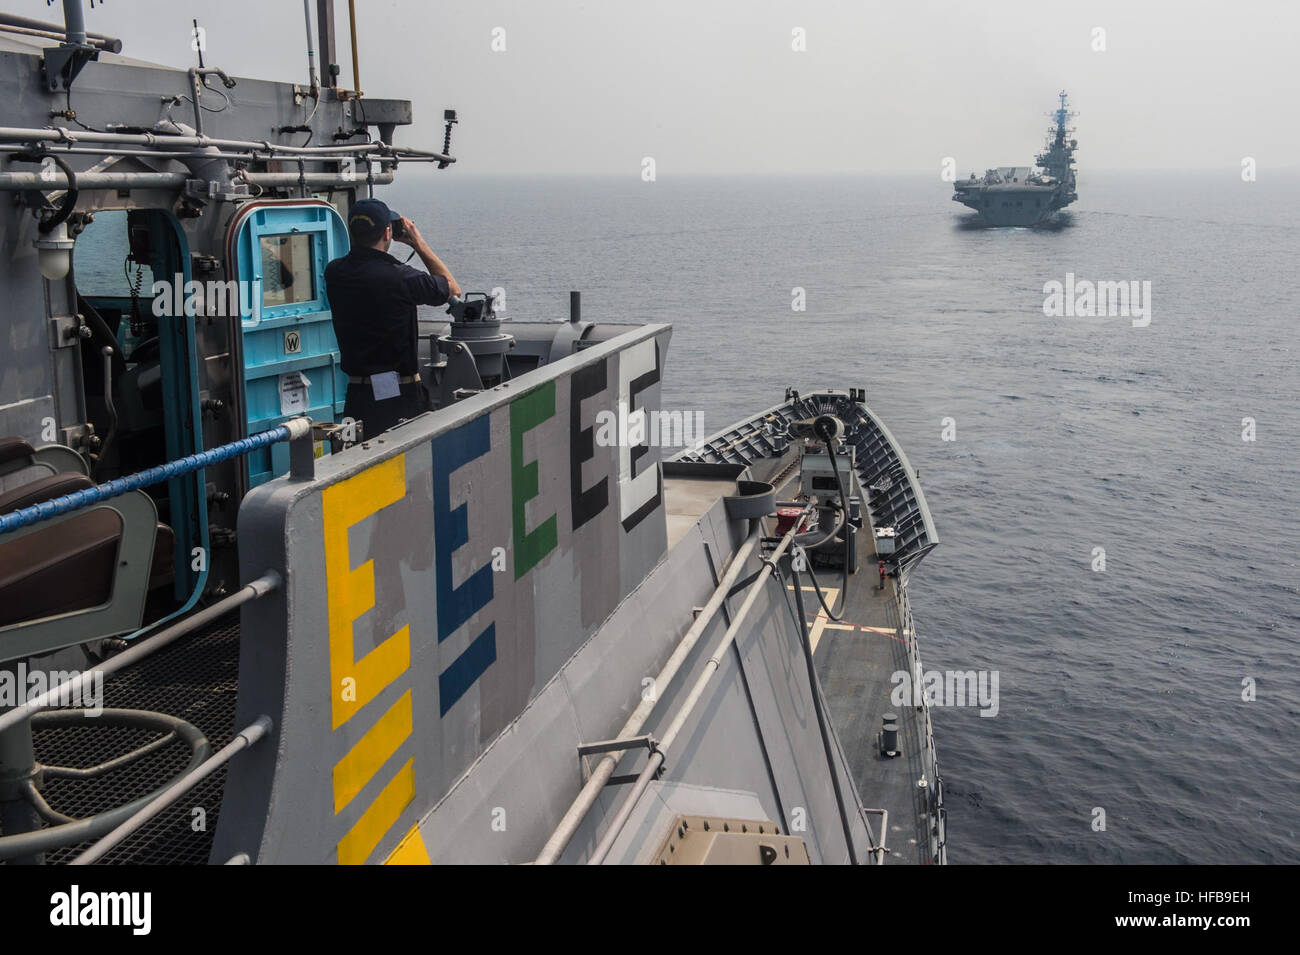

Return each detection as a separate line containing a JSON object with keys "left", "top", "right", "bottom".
{"left": 399, "top": 222, "right": 460, "bottom": 297}
{"left": 396, "top": 216, "right": 422, "bottom": 247}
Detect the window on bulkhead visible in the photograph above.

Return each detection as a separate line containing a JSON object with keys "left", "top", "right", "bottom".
{"left": 259, "top": 233, "right": 316, "bottom": 308}
{"left": 72, "top": 209, "right": 155, "bottom": 298}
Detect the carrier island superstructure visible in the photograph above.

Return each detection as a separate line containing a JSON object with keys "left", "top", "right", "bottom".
{"left": 953, "top": 90, "right": 1079, "bottom": 226}
{"left": 0, "top": 1, "right": 945, "bottom": 865}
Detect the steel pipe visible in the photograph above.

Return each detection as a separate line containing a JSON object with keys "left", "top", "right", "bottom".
{"left": 242, "top": 171, "right": 398, "bottom": 188}
{"left": 347, "top": 0, "right": 361, "bottom": 94}
{"left": 0, "top": 23, "right": 120, "bottom": 51}
{"left": 0, "top": 422, "right": 307, "bottom": 533}
{"left": 0, "top": 11, "right": 121, "bottom": 50}
{"left": 0, "top": 171, "right": 187, "bottom": 191}
{"left": 863, "top": 808, "right": 888, "bottom": 864}
{"left": 71, "top": 715, "right": 273, "bottom": 865}
{"left": 534, "top": 517, "right": 792, "bottom": 864}
{"left": 60, "top": 0, "right": 86, "bottom": 46}
{"left": 582, "top": 516, "right": 807, "bottom": 865}
{"left": 0, "top": 709, "right": 210, "bottom": 862}
{"left": 0, "top": 144, "right": 342, "bottom": 162}
{"left": 0, "top": 571, "right": 281, "bottom": 737}
{"left": 0, "top": 169, "right": 404, "bottom": 192}
{"left": 0, "top": 126, "right": 449, "bottom": 161}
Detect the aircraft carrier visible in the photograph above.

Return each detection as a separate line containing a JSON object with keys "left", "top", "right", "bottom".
{"left": 0, "top": 1, "right": 945, "bottom": 865}
{"left": 953, "top": 91, "right": 1079, "bottom": 226}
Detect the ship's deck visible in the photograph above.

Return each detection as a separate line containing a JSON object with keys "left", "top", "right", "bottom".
{"left": 804, "top": 520, "right": 937, "bottom": 865}
{"left": 20, "top": 614, "right": 242, "bottom": 865}
{"left": 740, "top": 452, "right": 937, "bottom": 864}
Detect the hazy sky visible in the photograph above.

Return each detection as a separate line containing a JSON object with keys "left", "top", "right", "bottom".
{"left": 12, "top": 0, "right": 1300, "bottom": 175}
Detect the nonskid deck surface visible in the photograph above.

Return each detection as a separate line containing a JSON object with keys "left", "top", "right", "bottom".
{"left": 11, "top": 614, "right": 242, "bottom": 864}
{"left": 686, "top": 402, "right": 941, "bottom": 867}
{"left": 809, "top": 530, "right": 935, "bottom": 864}
{"left": 770, "top": 471, "right": 936, "bottom": 865}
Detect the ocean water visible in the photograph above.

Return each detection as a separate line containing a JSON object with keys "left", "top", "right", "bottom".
{"left": 385, "top": 171, "right": 1300, "bottom": 864}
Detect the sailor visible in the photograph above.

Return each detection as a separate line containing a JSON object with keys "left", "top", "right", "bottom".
{"left": 324, "top": 197, "right": 462, "bottom": 436}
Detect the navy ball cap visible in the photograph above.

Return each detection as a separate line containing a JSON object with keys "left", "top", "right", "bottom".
{"left": 348, "top": 197, "right": 401, "bottom": 243}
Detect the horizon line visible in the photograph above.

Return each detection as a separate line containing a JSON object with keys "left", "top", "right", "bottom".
{"left": 392, "top": 168, "right": 1300, "bottom": 178}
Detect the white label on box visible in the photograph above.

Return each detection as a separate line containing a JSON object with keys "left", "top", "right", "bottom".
{"left": 279, "top": 371, "right": 311, "bottom": 416}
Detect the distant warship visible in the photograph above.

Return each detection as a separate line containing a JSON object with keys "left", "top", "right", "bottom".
{"left": 953, "top": 91, "right": 1078, "bottom": 226}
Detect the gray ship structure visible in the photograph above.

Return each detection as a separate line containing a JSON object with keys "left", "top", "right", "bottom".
{"left": 0, "top": 2, "right": 944, "bottom": 865}
{"left": 953, "top": 91, "right": 1078, "bottom": 226}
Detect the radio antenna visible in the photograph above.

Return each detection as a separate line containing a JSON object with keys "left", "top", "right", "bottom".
{"left": 192, "top": 18, "right": 205, "bottom": 69}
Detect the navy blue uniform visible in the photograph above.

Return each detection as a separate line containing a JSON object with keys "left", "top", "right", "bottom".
{"left": 324, "top": 246, "right": 450, "bottom": 436}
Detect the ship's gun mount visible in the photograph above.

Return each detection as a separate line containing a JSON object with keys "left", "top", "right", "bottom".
{"left": 434, "top": 292, "right": 516, "bottom": 405}
{"left": 445, "top": 291, "right": 496, "bottom": 325}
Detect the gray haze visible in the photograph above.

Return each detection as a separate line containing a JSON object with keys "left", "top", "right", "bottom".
{"left": 11, "top": 0, "right": 1300, "bottom": 174}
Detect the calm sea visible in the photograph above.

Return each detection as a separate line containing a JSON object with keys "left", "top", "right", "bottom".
{"left": 385, "top": 171, "right": 1299, "bottom": 863}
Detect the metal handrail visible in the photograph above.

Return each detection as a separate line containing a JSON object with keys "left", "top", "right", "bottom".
{"left": 71, "top": 716, "right": 273, "bottom": 865}
{"left": 0, "top": 710, "right": 211, "bottom": 863}
{"left": 0, "top": 11, "right": 121, "bottom": 50}
{"left": 0, "top": 126, "right": 451, "bottom": 162}
{"left": 585, "top": 514, "right": 807, "bottom": 865}
{"left": 0, "top": 418, "right": 312, "bottom": 534}
{"left": 862, "top": 808, "right": 889, "bottom": 864}
{"left": 534, "top": 516, "right": 783, "bottom": 864}
{"left": 0, "top": 142, "right": 422, "bottom": 165}
{"left": 0, "top": 571, "right": 280, "bottom": 736}
{"left": 0, "top": 572, "right": 279, "bottom": 861}
{"left": 898, "top": 584, "right": 946, "bottom": 864}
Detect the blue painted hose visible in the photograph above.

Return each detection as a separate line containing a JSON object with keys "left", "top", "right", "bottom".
{"left": 0, "top": 425, "right": 293, "bottom": 535}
